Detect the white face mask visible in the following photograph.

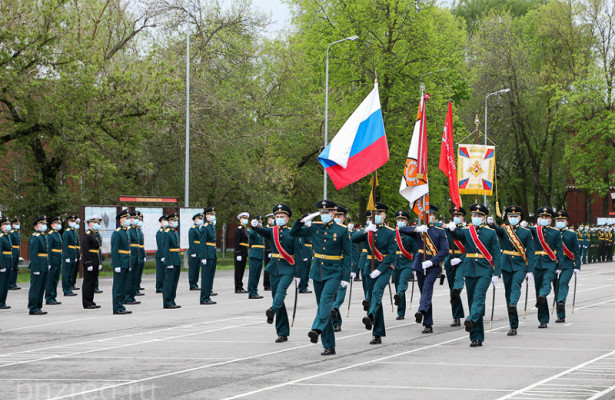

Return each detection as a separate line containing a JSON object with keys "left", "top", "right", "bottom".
{"left": 241, "top": 218, "right": 248, "bottom": 225}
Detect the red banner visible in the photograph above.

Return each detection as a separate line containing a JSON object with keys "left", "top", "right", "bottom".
{"left": 439, "top": 102, "right": 461, "bottom": 209}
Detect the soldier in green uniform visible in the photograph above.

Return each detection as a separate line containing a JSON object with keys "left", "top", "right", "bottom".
{"left": 392, "top": 210, "right": 418, "bottom": 321}
{"left": 188, "top": 212, "right": 205, "bottom": 290}
{"left": 163, "top": 213, "right": 182, "bottom": 309}
{"left": 200, "top": 207, "right": 218, "bottom": 305}
{"left": 353, "top": 202, "right": 398, "bottom": 344}
{"left": 598, "top": 225, "right": 607, "bottom": 262}
{"left": 252, "top": 204, "right": 302, "bottom": 344}
{"left": 290, "top": 200, "right": 351, "bottom": 354}
{"left": 28, "top": 215, "right": 49, "bottom": 315}
{"left": 263, "top": 213, "right": 274, "bottom": 291}
{"left": 357, "top": 211, "right": 372, "bottom": 302}
{"left": 71, "top": 217, "right": 81, "bottom": 291}
{"left": 445, "top": 206, "right": 466, "bottom": 327}
{"left": 448, "top": 204, "right": 501, "bottom": 347}
{"left": 247, "top": 215, "right": 265, "bottom": 299}
{"left": 81, "top": 215, "right": 102, "bottom": 309}
{"left": 298, "top": 232, "right": 313, "bottom": 294}
{"left": 134, "top": 211, "right": 146, "bottom": 296}
{"left": 608, "top": 225, "right": 614, "bottom": 262}
{"left": 554, "top": 211, "right": 581, "bottom": 323}
{"left": 578, "top": 225, "right": 589, "bottom": 264}
{"left": 8, "top": 217, "right": 21, "bottom": 291}
{"left": 589, "top": 226, "right": 598, "bottom": 263}
{"left": 0, "top": 216, "right": 13, "bottom": 309}
{"left": 234, "top": 212, "right": 250, "bottom": 293}
{"left": 525, "top": 207, "right": 564, "bottom": 328}
{"left": 124, "top": 212, "right": 141, "bottom": 305}
{"left": 156, "top": 215, "right": 169, "bottom": 293}
{"left": 45, "top": 216, "right": 64, "bottom": 305}
{"left": 61, "top": 215, "right": 78, "bottom": 297}
{"left": 328, "top": 205, "right": 353, "bottom": 331}
{"left": 487, "top": 206, "right": 534, "bottom": 336}
{"left": 111, "top": 209, "right": 132, "bottom": 315}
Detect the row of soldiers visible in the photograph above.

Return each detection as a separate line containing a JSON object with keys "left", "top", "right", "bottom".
{"left": 575, "top": 224, "right": 614, "bottom": 264}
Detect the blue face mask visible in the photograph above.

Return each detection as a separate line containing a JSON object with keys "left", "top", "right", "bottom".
{"left": 321, "top": 214, "right": 332, "bottom": 223}
{"left": 453, "top": 217, "right": 462, "bottom": 225}
{"left": 275, "top": 217, "right": 286, "bottom": 226}
{"left": 334, "top": 217, "right": 343, "bottom": 224}
{"left": 374, "top": 215, "right": 383, "bottom": 225}
{"left": 397, "top": 220, "right": 406, "bottom": 228}
{"left": 125, "top": 219, "right": 132, "bottom": 227}
{"left": 170, "top": 221, "right": 178, "bottom": 228}
{"left": 556, "top": 221, "right": 566, "bottom": 230}
{"left": 471, "top": 217, "right": 483, "bottom": 226}
{"left": 196, "top": 219, "right": 204, "bottom": 226}
{"left": 241, "top": 218, "right": 248, "bottom": 225}
{"left": 508, "top": 217, "right": 519, "bottom": 226}
{"left": 162, "top": 221, "right": 169, "bottom": 227}
{"left": 539, "top": 218, "right": 550, "bottom": 227}
{"left": 209, "top": 216, "right": 217, "bottom": 225}
{"left": 13, "top": 224, "right": 20, "bottom": 230}
{"left": 93, "top": 223, "right": 101, "bottom": 230}
{"left": 40, "top": 224, "right": 47, "bottom": 232}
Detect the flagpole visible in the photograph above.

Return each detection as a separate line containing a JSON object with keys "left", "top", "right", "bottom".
{"left": 370, "top": 170, "right": 377, "bottom": 273}
{"left": 419, "top": 83, "right": 427, "bottom": 256}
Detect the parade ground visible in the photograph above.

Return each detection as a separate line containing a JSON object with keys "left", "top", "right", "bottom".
{"left": 1, "top": 263, "right": 614, "bottom": 400}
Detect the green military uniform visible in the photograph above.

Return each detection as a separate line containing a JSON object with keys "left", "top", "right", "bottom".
{"left": 111, "top": 209, "right": 132, "bottom": 314}
{"left": 45, "top": 216, "right": 64, "bottom": 304}
{"left": 298, "top": 235, "right": 313, "bottom": 293}
{"left": 200, "top": 207, "right": 218, "bottom": 304}
{"left": 163, "top": 213, "right": 181, "bottom": 308}
{"left": 28, "top": 216, "right": 49, "bottom": 315}
{"left": 8, "top": 218, "right": 21, "bottom": 290}
{"left": 247, "top": 215, "right": 265, "bottom": 299}
{"left": 598, "top": 226, "right": 607, "bottom": 262}
{"left": 155, "top": 215, "right": 169, "bottom": 293}
{"left": 391, "top": 210, "right": 418, "bottom": 320}
{"left": 61, "top": 216, "right": 78, "bottom": 296}
{"left": 254, "top": 203, "right": 302, "bottom": 343}
{"left": 331, "top": 218, "right": 358, "bottom": 330}
{"left": 0, "top": 217, "right": 13, "bottom": 308}
{"left": 589, "top": 227, "right": 598, "bottom": 263}
{"left": 188, "top": 213, "right": 205, "bottom": 290}
{"left": 608, "top": 227, "right": 614, "bottom": 262}
{"left": 444, "top": 207, "right": 467, "bottom": 326}
{"left": 81, "top": 215, "right": 102, "bottom": 309}
{"left": 125, "top": 212, "right": 140, "bottom": 304}
{"left": 554, "top": 211, "right": 581, "bottom": 322}
{"left": 134, "top": 211, "right": 146, "bottom": 295}
{"left": 577, "top": 225, "right": 589, "bottom": 264}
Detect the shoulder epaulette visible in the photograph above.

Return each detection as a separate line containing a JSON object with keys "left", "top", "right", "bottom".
{"left": 86, "top": 230, "right": 91, "bottom": 234}
{"left": 192, "top": 225, "right": 197, "bottom": 229}
{"left": 115, "top": 227, "right": 121, "bottom": 232}
{"left": 9, "top": 229, "right": 14, "bottom": 233}
{"left": 433, "top": 226, "right": 445, "bottom": 230}
{"left": 335, "top": 222, "right": 347, "bottom": 228}
{"left": 165, "top": 228, "right": 170, "bottom": 232}
{"left": 33, "top": 232, "right": 40, "bottom": 236}
{"left": 384, "top": 225, "right": 395, "bottom": 231}
{"left": 312, "top": 221, "right": 323, "bottom": 225}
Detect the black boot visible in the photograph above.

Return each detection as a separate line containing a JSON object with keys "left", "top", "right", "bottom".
{"left": 362, "top": 315, "right": 373, "bottom": 330}
{"left": 464, "top": 319, "right": 474, "bottom": 332}
{"left": 450, "top": 318, "right": 461, "bottom": 327}
{"left": 369, "top": 335, "right": 382, "bottom": 345}
{"left": 321, "top": 347, "right": 336, "bottom": 355}
{"left": 507, "top": 328, "right": 517, "bottom": 336}
{"left": 308, "top": 330, "right": 320, "bottom": 343}
{"left": 266, "top": 308, "right": 274, "bottom": 324}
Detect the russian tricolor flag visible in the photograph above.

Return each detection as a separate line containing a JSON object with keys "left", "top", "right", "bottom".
{"left": 318, "top": 83, "right": 389, "bottom": 190}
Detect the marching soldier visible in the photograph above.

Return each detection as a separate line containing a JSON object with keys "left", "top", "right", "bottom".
{"left": 252, "top": 204, "right": 302, "bottom": 344}
{"left": 82, "top": 215, "right": 102, "bottom": 309}
{"left": 28, "top": 215, "right": 49, "bottom": 315}
{"left": 124, "top": 212, "right": 141, "bottom": 306}
{"left": 445, "top": 206, "right": 467, "bottom": 327}
{"left": 134, "top": 211, "right": 146, "bottom": 296}
{"left": 188, "top": 212, "right": 205, "bottom": 290}
{"left": 328, "top": 205, "right": 353, "bottom": 331}
{"left": 0, "top": 216, "right": 12, "bottom": 309}
{"left": 358, "top": 211, "right": 372, "bottom": 300}
{"left": 155, "top": 215, "right": 169, "bottom": 293}
{"left": 554, "top": 211, "right": 580, "bottom": 323}
{"left": 45, "top": 216, "right": 64, "bottom": 305}
{"left": 488, "top": 206, "right": 534, "bottom": 336}
{"left": 353, "top": 202, "right": 398, "bottom": 344}
{"left": 247, "top": 215, "right": 265, "bottom": 299}
{"left": 111, "top": 209, "right": 132, "bottom": 315}
{"left": 234, "top": 212, "right": 250, "bottom": 293}
{"left": 200, "top": 207, "right": 218, "bottom": 305}
{"left": 448, "top": 204, "right": 501, "bottom": 347}
{"left": 163, "top": 213, "right": 182, "bottom": 308}
{"left": 61, "top": 215, "right": 78, "bottom": 297}
{"left": 8, "top": 217, "right": 21, "bottom": 291}
{"left": 399, "top": 205, "right": 449, "bottom": 334}
{"left": 392, "top": 210, "right": 418, "bottom": 321}
{"left": 263, "top": 213, "right": 274, "bottom": 291}
{"left": 524, "top": 207, "right": 564, "bottom": 328}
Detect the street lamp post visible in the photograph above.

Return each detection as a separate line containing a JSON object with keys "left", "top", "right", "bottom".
{"left": 185, "top": 21, "right": 191, "bottom": 208}
{"left": 484, "top": 88, "right": 510, "bottom": 205}
{"left": 323, "top": 35, "right": 359, "bottom": 200}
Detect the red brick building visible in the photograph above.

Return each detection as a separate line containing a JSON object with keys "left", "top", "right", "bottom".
{"left": 566, "top": 186, "right": 615, "bottom": 226}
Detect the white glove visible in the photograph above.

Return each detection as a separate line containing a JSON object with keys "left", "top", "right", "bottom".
{"left": 487, "top": 216, "right": 494, "bottom": 225}
{"left": 294, "top": 277, "right": 301, "bottom": 285}
{"left": 422, "top": 260, "right": 433, "bottom": 269}
{"left": 520, "top": 220, "right": 528, "bottom": 228}
{"left": 350, "top": 272, "right": 357, "bottom": 279}
{"left": 74, "top": 258, "right": 78, "bottom": 263}
{"left": 0, "top": 268, "right": 5, "bottom": 273}
{"left": 573, "top": 269, "right": 580, "bottom": 276}
{"left": 447, "top": 222, "right": 456, "bottom": 231}
{"left": 19, "top": 257, "right": 24, "bottom": 261}
{"left": 161, "top": 257, "right": 165, "bottom": 262}
{"left": 267, "top": 253, "right": 272, "bottom": 258}
{"left": 451, "top": 258, "right": 461, "bottom": 266}
{"left": 114, "top": 267, "right": 121, "bottom": 273}
{"left": 301, "top": 212, "right": 320, "bottom": 223}
{"left": 370, "top": 270, "right": 381, "bottom": 279}
{"left": 33, "top": 271, "right": 40, "bottom": 275}
{"left": 98, "top": 265, "right": 102, "bottom": 270}
{"left": 413, "top": 271, "right": 417, "bottom": 279}
{"left": 190, "top": 254, "right": 196, "bottom": 258}
{"left": 556, "top": 270, "right": 561, "bottom": 278}
{"left": 201, "top": 259, "right": 207, "bottom": 265}
{"left": 526, "top": 272, "right": 533, "bottom": 282}
{"left": 143, "top": 257, "right": 147, "bottom": 262}
{"left": 236, "top": 256, "right": 242, "bottom": 261}
{"left": 303, "top": 258, "right": 308, "bottom": 262}
{"left": 365, "top": 223, "right": 377, "bottom": 233}
{"left": 65, "top": 258, "right": 71, "bottom": 263}
{"left": 251, "top": 219, "right": 258, "bottom": 227}
{"left": 340, "top": 280, "right": 350, "bottom": 288}
{"left": 87, "top": 266, "right": 93, "bottom": 271}
{"left": 416, "top": 225, "right": 428, "bottom": 233}
{"left": 167, "top": 265, "right": 174, "bottom": 269}
{"left": 491, "top": 276, "right": 499, "bottom": 288}
{"left": 48, "top": 265, "right": 51, "bottom": 270}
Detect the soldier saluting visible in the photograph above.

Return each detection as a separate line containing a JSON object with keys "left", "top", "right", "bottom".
{"left": 82, "top": 215, "right": 103, "bottom": 309}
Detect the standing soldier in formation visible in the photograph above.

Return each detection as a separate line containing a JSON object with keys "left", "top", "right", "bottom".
{"left": 124, "top": 212, "right": 141, "bottom": 306}
{"left": 525, "top": 207, "right": 564, "bottom": 328}
{"left": 577, "top": 224, "right": 589, "bottom": 265}
{"left": 444, "top": 206, "right": 466, "bottom": 327}
{"left": 71, "top": 217, "right": 81, "bottom": 291}
{"left": 234, "top": 212, "right": 250, "bottom": 294}
{"left": 200, "top": 207, "right": 218, "bottom": 305}
{"left": 162, "top": 213, "right": 181, "bottom": 309}
{"left": 155, "top": 215, "right": 168, "bottom": 293}
{"left": 188, "top": 212, "right": 205, "bottom": 291}
{"left": 0, "top": 216, "right": 13, "bottom": 309}
{"left": 111, "top": 209, "right": 132, "bottom": 315}
{"left": 81, "top": 215, "right": 102, "bottom": 309}
{"left": 28, "top": 216, "right": 48, "bottom": 315}
{"left": 607, "top": 225, "right": 614, "bottom": 262}
{"left": 589, "top": 226, "right": 598, "bottom": 263}
{"left": 62, "top": 215, "right": 79, "bottom": 297}
{"left": 263, "top": 213, "right": 273, "bottom": 291}
{"left": 8, "top": 217, "right": 21, "bottom": 291}
{"left": 45, "top": 216, "right": 64, "bottom": 305}
{"left": 400, "top": 205, "right": 449, "bottom": 334}
{"left": 247, "top": 215, "right": 265, "bottom": 299}
{"left": 93, "top": 226, "right": 103, "bottom": 295}
{"left": 134, "top": 211, "right": 146, "bottom": 296}
{"left": 598, "top": 225, "right": 607, "bottom": 262}
{"left": 353, "top": 202, "right": 397, "bottom": 345}
{"left": 252, "top": 204, "right": 301, "bottom": 344}
{"left": 392, "top": 210, "right": 417, "bottom": 321}
{"left": 291, "top": 200, "right": 350, "bottom": 354}
{"left": 554, "top": 211, "right": 580, "bottom": 323}
{"left": 488, "top": 206, "right": 534, "bottom": 336}
{"left": 448, "top": 204, "right": 501, "bottom": 347}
